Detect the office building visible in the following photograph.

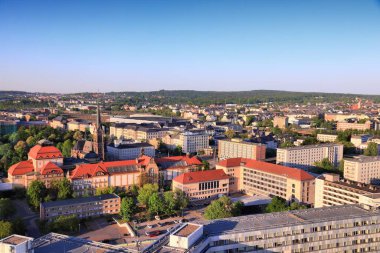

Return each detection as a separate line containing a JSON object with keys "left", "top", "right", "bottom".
{"left": 168, "top": 205, "right": 380, "bottom": 253}
{"left": 315, "top": 173, "right": 380, "bottom": 209}
{"left": 216, "top": 158, "right": 315, "bottom": 204}
{"left": 344, "top": 156, "right": 380, "bottom": 185}
{"left": 172, "top": 170, "right": 230, "bottom": 202}
{"left": 218, "top": 139, "right": 266, "bottom": 161}
{"left": 40, "top": 194, "right": 120, "bottom": 221}
{"left": 276, "top": 143, "right": 343, "bottom": 170}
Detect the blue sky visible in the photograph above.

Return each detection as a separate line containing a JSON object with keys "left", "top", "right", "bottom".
{"left": 0, "top": 0, "right": 380, "bottom": 94}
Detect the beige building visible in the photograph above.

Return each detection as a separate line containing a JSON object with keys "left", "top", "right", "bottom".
{"left": 273, "top": 116, "right": 288, "bottom": 129}
{"left": 337, "top": 121, "right": 372, "bottom": 131}
{"left": 218, "top": 139, "right": 266, "bottom": 161}
{"left": 40, "top": 193, "right": 120, "bottom": 221}
{"left": 110, "top": 123, "right": 168, "bottom": 141}
{"left": 276, "top": 143, "right": 343, "bottom": 170}
{"left": 168, "top": 205, "right": 380, "bottom": 253}
{"left": 216, "top": 158, "right": 315, "bottom": 204}
{"left": 316, "top": 133, "right": 338, "bottom": 142}
{"left": 172, "top": 169, "right": 230, "bottom": 202}
{"left": 163, "top": 131, "right": 209, "bottom": 154}
{"left": 344, "top": 156, "right": 380, "bottom": 185}
{"left": 315, "top": 173, "right": 380, "bottom": 210}
{"left": 0, "top": 235, "right": 33, "bottom": 253}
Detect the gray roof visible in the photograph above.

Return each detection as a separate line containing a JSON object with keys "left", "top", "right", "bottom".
{"left": 40, "top": 194, "right": 119, "bottom": 209}
{"left": 277, "top": 143, "right": 342, "bottom": 151}
{"left": 107, "top": 142, "right": 154, "bottom": 149}
{"left": 200, "top": 205, "right": 380, "bottom": 236}
{"left": 344, "top": 155, "right": 380, "bottom": 163}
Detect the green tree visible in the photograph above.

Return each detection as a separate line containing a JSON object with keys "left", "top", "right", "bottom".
{"left": 95, "top": 186, "right": 116, "bottom": 196}
{"left": 314, "top": 158, "right": 334, "bottom": 170}
{"left": 26, "top": 136, "right": 36, "bottom": 146}
{"left": 120, "top": 197, "right": 136, "bottom": 221}
{"left": 137, "top": 183, "right": 159, "bottom": 206}
{"left": 61, "top": 139, "right": 73, "bottom": 157}
{"left": 51, "top": 178, "right": 73, "bottom": 200}
{"left": 338, "top": 159, "right": 345, "bottom": 172}
{"left": 14, "top": 140, "right": 27, "bottom": 154}
{"left": 0, "top": 221, "right": 13, "bottom": 239}
{"left": 289, "top": 202, "right": 307, "bottom": 211}
{"left": 204, "top": 196, "right": 242, "bottom": 220}
{"left": 265, "top": 196, "right": 288, "bottom": 213}
{"left": 73, "top": 131, "right": 83, "bottom": 141}
{"left": 11, "top": 217, "right": 26, "bottom": 235}
{"left": 148, "top": 192, "right": 164, "bottom": 215}
{"left": 48, "top": 215, "right": 79, "bottom": 233}
{"left": 174, "top": 189, "right": 189, "bottom": 216}
{"left": 27, "top": 180, "right": 47, "bottom": 209}
{"left": 0, "top": 198, "right": 15, "bottom": 219}
{"left": 163, "top": 191, "right": 177, "bottom": 215}
{"left": 364, "top": 142, "right": 378, "bottom": 156}
{"left": 202, "top": 160, "right": 210, "bottom": 170}
{"left": 225, "top": 129, "right": 235, "bottom": 139}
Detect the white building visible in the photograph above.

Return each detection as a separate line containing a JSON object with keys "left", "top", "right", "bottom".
{"left": 344, "top": 156, "right": 380, "bottom": 185}
{"left": 317, "top": 133, "right": 338, "bottom": 142}
{"left": 181, "top": 131, "right": 209, "bottom": 153}
{"left": 107, "top": 141, "right": 155, "bottom": 161}
{"left": 0, "top": 235, "right": 33, "bottom": 253}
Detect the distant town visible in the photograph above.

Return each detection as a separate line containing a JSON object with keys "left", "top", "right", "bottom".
{"left": 1, "top": 90, "right": 380, "bottom": 252}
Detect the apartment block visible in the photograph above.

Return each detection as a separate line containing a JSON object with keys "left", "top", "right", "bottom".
{"left": 273, "top": 116, "right": 288, "bottom": 129}
{"left": 337, "top": 121, "right": 372, "bottom": 131}
{"left": 109, "top": 123, "right": 168, "bottom": 141}
{"left": 344, "top": 156, "right": 380, "bottom": 185}
{"left": 316, "top": 133, "right": 338, "bottom": 143}
{"left": 276, "top": 143, "right": 343, "bottom": 170}
{"left": 218, "top": 139, "right": 266, "bottom": 161}
{"left": 40, "top": 194, "right": 120, "bottom": 221}
{"left": 216, "top": 158, "right": 315, "bottom": 204}
{"left": 107, "top": 141, "right": 155, "bottom": 161}
{"left": 172, "top": 169, "right": 230, "bottom": 202}
{"left": 315, "top": 173, "right": 380, "bottom": 209}
{"left": 168, "top": 205, "right": 380, "bottom": 253}
{"left": 181, "top": 131, "right": 209, "bottom": 153}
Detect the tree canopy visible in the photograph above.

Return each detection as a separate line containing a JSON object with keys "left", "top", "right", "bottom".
{"left": 204, "top": 196, "right": 243, "bottom": 220}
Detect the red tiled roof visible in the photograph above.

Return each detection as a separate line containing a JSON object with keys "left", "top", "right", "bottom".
{"left": 8, "top": 160, "right": 34, "bottom": 176}
{"left": 217, "top": 158, "right": 315, "bottom": 181}
{"left": 156, "top": 155, "right": 202, "bottom": 165}
{"left": 40, "top": 162, "right": 63, "bottom": 175}
{"left": 69, "top": 156, "right": 152, "bottom": 179}
{"left": 28, "top": 145, "right": 63, "bottom": 160}
{"left": 173, "top": 169, "right": 229, "bottom": 184}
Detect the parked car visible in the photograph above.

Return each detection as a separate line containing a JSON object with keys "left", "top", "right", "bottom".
{"left": 147, "top": 224, "right": 154, "bottom": 229}
{"left": 145, "top": 230, "right": 160, "bottom": 237}
{"left": 155, "top": 215, "right": 161, "bottom": 220}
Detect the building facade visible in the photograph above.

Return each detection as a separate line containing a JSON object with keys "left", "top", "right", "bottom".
{"left": 40, "top": 193, "right": 120, "bottom": 221}
{"left": 181, "top": 131, "right": 209, "bottom": 154}
{"left": 276, "top": 143, "right": 343, "bottom": 170}
{"left": 216, "top": 158, "right": 315, "bottom": 204}
{"left": 337, "top": 121, "right": 372, "bottom": 131}
{"left": 316, "top": 134, "right": 338, "bottom": 143}
{"left": 273, "top": 116, "right": 288, "bottom": 129}
{"left": 172, "top": 170, "right": 230, "bottom": 202}
{"left": 156, "top": 155, "right": 203, "bottom": 181}
{"left": 344, "top": 156, "right": 380, "bottom": 185}
{"left": 315, "top": 173, "right": 380, "bottom": 209}
{"left": 107, "top": 142, "right": 155, "bottom": 161}
{"left": 218, "top": 139, "right": 266, "bottom": 161}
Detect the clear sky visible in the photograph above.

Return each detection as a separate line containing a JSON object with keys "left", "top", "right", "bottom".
{"left": 0, "top": 0, "right": 380, "bottom": 94}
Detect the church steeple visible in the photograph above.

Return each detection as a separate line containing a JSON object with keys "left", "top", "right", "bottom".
{"left": 93, "top": 98, "right": 105, "bottom": 161}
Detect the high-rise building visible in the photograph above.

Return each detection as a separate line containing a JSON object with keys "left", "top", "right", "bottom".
{"left": 344, "top": 156, "right": 380, "bottom": 185}
{"left": 218, "top": 139, "right": 266, "bottom": 161}
{"left": 276, "top": 143, "right": 343, "bottom": 170}
{"left": 93, "top": 101, "right": 105, "bottom": 160}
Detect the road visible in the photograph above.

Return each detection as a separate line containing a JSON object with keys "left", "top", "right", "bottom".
{"left": 12, "top": 199, "right": 41, "bottom": 238}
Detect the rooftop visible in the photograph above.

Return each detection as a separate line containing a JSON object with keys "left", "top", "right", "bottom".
{"left": 200, "top": 205, "right": 380, "bottom": 236}
{"left": 173, "top": 169, "right": 229, "bottom": 184}
{"left": 108, "top": 142, "right": 154, "bottom": 149}
{"left": 1, "top": 235, "right": 32, "bottom": 245}
{"left": 174, "top": 224, "right": 201, "bottom": 237}
{"left": 41, "top": 194, "right": 119, "bottom": 209}
{"left": 277, "top": 143, "right": 342, "bottom": 151}
{"left": 344, "top": 155, "right": 380, "bottom": 163}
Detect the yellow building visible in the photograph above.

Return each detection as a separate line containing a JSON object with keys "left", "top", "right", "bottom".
{"left": 273, "top": 116, "right": 288, "bottom": 129}
{"left": 216, "top": 158, "right": 315, "bottom": 204}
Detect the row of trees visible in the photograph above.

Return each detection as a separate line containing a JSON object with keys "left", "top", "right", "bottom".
{"left": 265, "top": 197, "right": 307, "bottom": 213}
{"left": 203, "top": 196, "right": 243, "bottom": 220}
{"left": 0, "top": 198, "right": 26, "bottom": 239}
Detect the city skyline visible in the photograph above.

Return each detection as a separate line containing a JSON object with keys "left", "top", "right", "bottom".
{"left": 1, "top": 0, "right": 380, "bottom": 93}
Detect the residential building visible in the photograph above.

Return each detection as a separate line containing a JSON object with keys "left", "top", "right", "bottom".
{"left": 107, "top": 141, "right": 155, "bottom": 161}
{"left": 315, "top": 173, "right": 380, "bottom": 209}
{"left": 344, "top": 156, "right": 380, "bottom": 185}
{"left": 110, "top": 123, "right": 168, "bottom": 141}
{"left": 218, "top": 139, "right": 266, "bottom": 161}
{"left": 168, "top": 205, "right": 380, "bottom": 253}
{"left": 71, "top": 140, "right": 95, "bottom": 159}
{"left": 67, "top": 119, "right": 94, "bottom": 133}
{"left": 324, "top": 113, "right": 368, "bottom": 122}
{"left": 69, "top": 155, "right": 159, "bottom": 195}
{"left": 40, "top": 193, "right": 120, "bottom": 221}
{"left": 156, "top": 155, "right": 203, "bottom": 181}
{"left": 273, "top": 116, "right": 288, "bottom": 129}
{"left": 316, "top": 133, "right": 338, "bottom": 142}
{"left": 0, "top": 235, "right": 33, "bottom": 253}
{"left": 49, "top": 116, "right": 66, "bottom": 129}
{"left": 8, "top": 140, "right": 64, "bottom": 188}
{"left": 217, "top": 158, "right": 315, "bottom": 204}
{"left": 172, "top": 170, "right": 230, "bottom": 202}
{"left": 276, "top": 143, "right": 343, "bottom": 170}
{"left": 337, "top": 121, "right": 372, "bottom": 131}
{"left": 351, "top": 134, "right": 372, "bottom": 148}
{"left": 181, "top": 131, "right": 209, "bottom": 153}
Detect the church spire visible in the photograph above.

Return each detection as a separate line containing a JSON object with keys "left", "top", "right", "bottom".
{"left": 93, "top": 96, "right": 105, "bottom": 161}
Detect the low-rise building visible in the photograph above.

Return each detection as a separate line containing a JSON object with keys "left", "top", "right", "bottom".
{"left": 216, "top": 158, "right": 315, "bottom": 204}
{"left": 273, "top": 116, "right": 288, "bottom": 129}
{"left": 351, "top": 134, "right": 372, "bottom": 148}
{"left": 0, "top": 235, "right": 34, "bottom": 253}
{"left": 218, "top": 139, "right": 266, "bottom": 161}
{"left": 317, "top": 133, "right": 338, "bottom": 142}
{"left": 172, "top": 169, "right": 230, "bottom": 202}
{"left": 107, "top": 141, "right": 155, "bottom": 161}
{"left": 156, "top": 155, "right": 203, "bottom": 181}
{"left": 315, "top": 173, "right": 380, "bottom": 209}
{"left": 344, "top": 156, "right": 380, "bottom": 185}
{"left": 337, "top": 120, "right": 372, "bottom": 131}
{"left": 40, "top": 193, "right": 120, "bottom": 221}
{"left": 276, "top": 143, "right": 343, "bottom": 171}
